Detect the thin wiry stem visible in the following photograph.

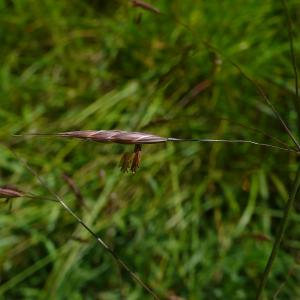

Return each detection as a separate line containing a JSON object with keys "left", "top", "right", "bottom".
{"left": 24, "top": 194, "right": 59, "bottom": 203}
{"left": 8, "top": 148, "right": 160, "bottom": 300}
{"left": 129, "top": 7, "right": 300, "bottom": 297}
{"left": 281, "top": 0, "right": 300, "bottom": 131}
{"left": 214, "top": 117, "right": 296, "bottom": 150}
{"left": 201, "top": 41, "right": 300, "bottom": 152}
{"left": 15, "top": 132, "right": 298, "bottom": 153}
{"left": 141, "top": 115, "right": 296, "bottom": 151}
{"left": 255, "top": 163, "right": 300, "bottom": 300}
{"left": 256, "top": 2, "right": 300, "bottom": 298}
{"left": 132, "top": 3, "right": 300, "bottom": 151}
{"left": 167, "top": 137, "right": 297, "bottom": 153}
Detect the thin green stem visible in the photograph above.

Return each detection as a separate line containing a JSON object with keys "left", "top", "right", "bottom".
{"left": 133, "top": 3, "right": 300, "bottom": 151}
{"left": 281, "top": 0, "right": 300, "bottom": 132}
{"left": 256, "top": 2, "right": 300, "bottom": 298}
{"left": 255, "top": 163, "right": 300, "bottom": 300}
{"left": 201, "top": 41, "right": 300, "bottom": 152}
{"left": 167, "top": 138, "right": 297, "bottom": 153}
{"left": 8, "top": 147, "right": 161, "bottom": 300}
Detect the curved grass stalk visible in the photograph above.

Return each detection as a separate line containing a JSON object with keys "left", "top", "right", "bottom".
{"left": 15, "top": 131, "right": 299, "bottom": 173}
{"left": 15, "top": 131, "right": 298, "bottom": 153}
{"left": 200, "top": 40, "right": 300, "bottom": 152}
{"left": 256, "top": 2, "right": 300, "bottom": 298}
{"left": 130, "top": 2, "right": 300, "bottom": 151}
{"left": 24, "top": 194, "right": 59, "bottom": 203}
{"left": 130, "top": 3, "right": 300, "bottom": 297}
{"left": 167, "top": 137, "right": 297, "bottom": 153}
{"left": 141, "top": 115, "right": 297, "bottom": 151}
{"left": 281, "top": 0, "right": 300, "bottom": 130}
{"left": 7, "top": 147, "right": 161, "bottom": 300}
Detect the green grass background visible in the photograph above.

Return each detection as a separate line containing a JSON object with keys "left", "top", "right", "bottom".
{"left": 1, "top": 0, "right": 300, "bottom": 299}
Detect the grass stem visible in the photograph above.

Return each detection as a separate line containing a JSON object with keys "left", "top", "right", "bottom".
{"left": 8, "top": 147, "right": 161, "bottom": 300}
{"left": 255, "top": 163, "right": 300, "bottom": 299}
{"left": 281, "top": 0, "right": 300, "bottom": 133}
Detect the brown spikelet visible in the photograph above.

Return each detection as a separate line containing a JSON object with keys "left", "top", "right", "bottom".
{"left": 120, "top": 145, "right": 143, "bottom": 173}
{"left": 119, "top": 152, "right": 133, "bottom": 173}
{"left": 0, "top": 186, "right": 24, "bottom": 199}
{"left": 131, "top": 144, "right": 142, "bottom": 173}
{"left": 131, "top": 0, "right": 161, "bottom": 15}
{"left": 57, "top": 130, "right": 167, "bottom": 145}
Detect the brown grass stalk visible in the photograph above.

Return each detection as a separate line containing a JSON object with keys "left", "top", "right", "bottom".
{"left": 7, "top": 147, "right": 161, "bottom": 300}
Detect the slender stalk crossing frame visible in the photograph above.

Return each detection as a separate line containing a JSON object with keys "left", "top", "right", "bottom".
{"left": 131, "top": 1, "right": 300, "bottom": 151}
{"left": 202, "top": 41, "right": 300, "bottom": 152}
{"left": 7, "top": 147, "right": 161, "bottom": 300}
{"left": 281, "top": 0, "right": 300, "bottom": 132}
{"left": 131, "top": 2, "right": 300, "bottom": 297}
{"left": 2, "top": 2, "right": 299, "bottom": 298}
{"left": 16, "top": 132, "right": 298, "bottom": 153}
{"left": 256, "top": 2, "right": 300, "bottom": 298}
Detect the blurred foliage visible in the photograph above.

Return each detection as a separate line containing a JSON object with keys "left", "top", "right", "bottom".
{"left": 1, "top": 0, "right": 300, "bottom": 299}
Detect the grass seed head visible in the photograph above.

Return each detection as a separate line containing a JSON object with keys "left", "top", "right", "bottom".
{"left": 58, "top": 130, "right": 167, "bottom": 145}
{"left": 0, "top": 186, "right": 24, "bottom": 198}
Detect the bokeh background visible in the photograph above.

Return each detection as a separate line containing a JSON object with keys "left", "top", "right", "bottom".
{"left": 1, "top": 0, "right": 300, "bottom": 299}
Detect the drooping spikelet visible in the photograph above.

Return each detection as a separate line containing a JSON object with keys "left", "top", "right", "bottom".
{"left": 119, "top": 145, "right": 142, "bottom": 173}
{"left": 119, "top": 152, "right": 133, "bottom": 173}
{"left": 131, "top": 144, "right": 142, "bottom": 173}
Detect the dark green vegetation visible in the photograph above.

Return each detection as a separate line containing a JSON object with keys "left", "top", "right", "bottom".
{"left": 1, "top": 0, "right": 300, "bottom": 299}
